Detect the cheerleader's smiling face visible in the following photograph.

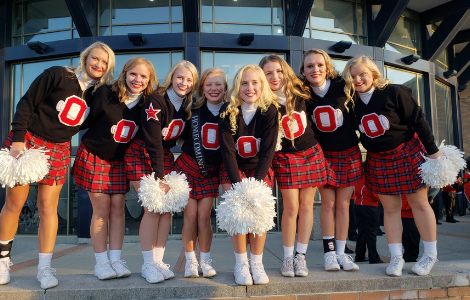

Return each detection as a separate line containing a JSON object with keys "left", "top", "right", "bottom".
{"left": 172, "top": 67, "right": 193, "bottom": 98}
{"left": 239, "top": 69, "right": 261, "bottom": 104}
{"left": 350, "top": 63, "right": 374, "bottom": 93}
{"left": 262, "top": 61, "right": 284, "bottom": 91}
{"left": 203, "top": 73, "right": 226, "bottom": 105}
{"left": 302, "top": 53, "right": 327, "bottom": 87}
{"left": 126, "top": 63, "right": 150, "bottom": 95}
{"left": 85, "top": 47, "right": 109, "bottom": 80}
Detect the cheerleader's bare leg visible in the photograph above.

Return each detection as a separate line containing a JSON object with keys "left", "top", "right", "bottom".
{"left": 197, "top": 197, "right": 216, "bottom": 277}
{"left": 36, "top": 183, "right": 62, "bottom": 253}
{"left": 182, "top": 198, "right": 198, "bottom": 253}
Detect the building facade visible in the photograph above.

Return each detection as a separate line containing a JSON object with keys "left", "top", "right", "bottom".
{"left": 0, "top": 0, "right": 469, "bottom": 238}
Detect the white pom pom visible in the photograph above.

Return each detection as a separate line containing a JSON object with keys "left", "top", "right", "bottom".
{"left": 0, "top": 148, "right": 18, "bottom": 188}
{"left": 162, "top": 171, "right": 191, "bottom": 213}
{"left": 138, "top": 173, "right": 166, "bottom": 213}
{"left": 419, "top": 140, "right": 466, "bottom": 188}
{"left": 138, "top": 171, "right": 190, "bottom": 214}
{"left": 216, "top": 177, "right": 276, "bottom": 236}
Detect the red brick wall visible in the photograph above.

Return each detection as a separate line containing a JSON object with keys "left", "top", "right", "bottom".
{"left": 459, "top": 89, "right": 470, "bottom": 156}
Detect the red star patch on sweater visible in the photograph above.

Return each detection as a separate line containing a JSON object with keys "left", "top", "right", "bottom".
{"left": 145, "top": 103, "right": 161, "bottom": 121}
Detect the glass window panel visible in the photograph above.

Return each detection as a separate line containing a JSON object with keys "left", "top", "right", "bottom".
{"left": 202, "top": 23, "right": 213, "bottom": 33}
{"left": 124, "top": 185, "right": 142, "bottom": 235}
{"left": 273, "top": 0, "right": 284, "bottom": 25}
{"left": 202, "top": 52, "right": 214, "bottom": 71}
{"left": 23, "top": 0, "right": 72, "bottom": 34}
{"left": 311, "top": 30, "right": 358, "bottom": 44}
{"left": 13, "top": 2, "right": 22, "bottom": 36}
{"left": 331, "top": 59, "right": 347, "bottom": 75}
{"left": 13, "top": 37, "right": 22, "bottom": 46}
{"left": 13, "top": 64, "right": 22, "bottom": 115}
{"left": 213, "top": 0, "right": 271, "bottom": 24}
{"left": 310, "top": 0, "right": 355, "bottom": 34}
{"left": 99, "top": 0, "right": 111, "bottom": 25}
{"left": 17, "top": 182, "right": 40, "bottom": 234}
{"left": 303, "top": 29, "right": 310, "bottom": 38}
{"left": 385, "top": 67, "right": 421, "bottom": 106}
{"left": 356, "top": 5, "right": 364, "bottom": 36}
{"left": 388, "top": 16, "right": 418, "bottom": 50}
{"left": 110, "top": 24, "right": 170, "bottom": 36}
{"left": 201, "top": 0, "right": 213, "bottom": 21}
{"left": 214, "top": 24, "right": 272, "bottom": 35}
{"left": 24, "top": 31, "right": 71, "bottom": 44}
{"left": 171, "top": 23, "right": 183, "bottom": 33}
{"left": 273, "top": 26, "right": 284, "bottom": 36}
{"left": 68, "top": 163, "right": 79, "bottom": 235}
{"left": 436, "top": 50, "right": 447, "bottom": 70}
{"left": 73, "top": 29, "right": 79, "bottom": 39}
{"left": 99, "top": 26, "right": 111, "bottom": 36}
{"left": 71, "top": 133, "right": 79, "bottom": 148}
{"left": 115, "top": 53, "right": 175, "bottom": 84}
{"left": 110, "top": 0, "right": 170, "bottom": 24}
{"left": 417, "top": 74, "right": 425, "bottom": 113}
{"left": 171, "top": 52, "right": 183, "bottom": 65}
{"left": 435, "top": 81, "right": 450, "bottom": 143}
{"left": 385, "top": 42, "right": 416, "bottom": 55}
{"left": 171, "top": 0, "right": 183, "bottom": 22}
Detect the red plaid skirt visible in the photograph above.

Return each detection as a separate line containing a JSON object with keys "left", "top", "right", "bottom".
{"left": 173, "top": 152, "right": 220, "bottom": 200}
{"left": 273, "top": 144, "right": 331, "bottom": 189}
{"left": 5, "top": 131, "right": 71, "bottom": 186}
{"left": 323, "top": 145, "right": 363, "bottom": 189}
{"left": 219, "top": 163, "right": 274, "bottom": 187}
{"left": 72, "top": 144, "right": 129, "bottom": 194}
{"left": 124, "top": 139, "right": 174, "bottom": 181}
{"left": 365, "top": 134, "right": 426, "bottom": 195}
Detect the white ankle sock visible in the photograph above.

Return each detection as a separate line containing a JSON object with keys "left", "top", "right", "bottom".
{"left": 283, "top": 245, "right": 294, "bottom": 259}
{"left": 388, "top": 243, "right": 403, "bottom": 258}
{"left": 335, "top": 240, "right": 346, "bottom": 256}
{"left": 38, "top": 253, "right": 52, "bottom": 270}
{"left": 296, "top": 242, "right": 308, "bottom": 254}
{"left": 185, "top": 251, "right": 197, "bottom": 261}
{"left": 200, "top": 251, "right": 210, "bottom": 261}
{"left": 94, "top": 251, "right": 108, "bottom": 264}
{"left": 234, "top": 252, "right": 248, "bottom": 263}
{"left": 142, "top": 250, "right": 154, "bottom": 264}
{"left": 109, "top": 250, "right": 121, "bottom": 261}
{"left": 154, "top": 247, "right": 165, "bottom": 262}
{"left": 250, "top": 253, "right": 263, "bottom": 264}
{"left": 422, "top": 241, "right": 437, "bottom": 259}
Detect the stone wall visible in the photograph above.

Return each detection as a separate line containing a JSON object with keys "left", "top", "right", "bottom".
{"left": 459, "top": 88, "right": 470, "bottom": 156}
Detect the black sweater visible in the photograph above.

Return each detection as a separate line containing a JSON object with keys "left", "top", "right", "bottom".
{"left": 181, "top": 104, "right": 223, "bottom": 166}
{"left": 12, "top": 66, "right": 92, "bottom": 143}
{"left": 218, "top": 103, "right": 279, "bottom": 183}
{"left": 309, "top": 79, "right": 359, "bottom": 151}
{"left": 139, "top": 92, "right": 188, "bottom": 179}
{"left": 353, "top": 84, "right": 439, "bottom": 154}
{"left": 277, "top": 96, "right": 318, "bottom": 152}
{"left": 81, "top": 85, "right": 142, "bottom": 160}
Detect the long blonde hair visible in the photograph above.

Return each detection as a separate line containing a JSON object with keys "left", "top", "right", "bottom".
{"left": 299, "top": 48, "right": 338, "bottom": 83}
{"left": 112, "top": 57, "right": 158, "bottom": 103}
{"left": 193, "top": 68, "right": 229, "bottom": 110}
{"left": 157, "top": 60, "right": 199, "bottom": 120}
{"left": 71, "top": 41, "right": 115, "bottom": 93}
{"left": 342, "top": 55, "right": 391, "bottom": 106}
{"left": 220, "top": 65, "right": 278, "bottom": 135}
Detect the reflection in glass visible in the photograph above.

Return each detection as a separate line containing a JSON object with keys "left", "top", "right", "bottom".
{"left": 331, "top": 59, "right": 347, "bottom": 75}
{"left": 171, "top": 23, "right": 183, "bottom": 33}
{"left": 385, "top": 43, "right": 416, "bottom": 56}
{"left": 111, "top": 24, "right": 170, "bottom": 36}
{"left": 311, "top": 30, "right": 359, "bottom": 44}
{"left": 201, "top": 0, "right": 213, "bottom": 21}
{"left": 202, "top": 23, "right": 213, "bottom": 33}
{"left": 23, "top": 0, "right": 72, "bottom": 34}
{"left": 214, "top": 24, "right": 272, "bottom": 35}
{"left": 24, "top": 31, "right": 71, "bottom": 44}
{"left": 171, "top": 0, "right": 183, "bottom": 21}
{"left": 213, "top": 0, "right": 271, "bottom": 24}
{"left": 435, "top": 82, "right": 451, "bottom": 144}
{"left": 310, "top": 0, "right": 355, "bottom": 34}
{"left": 108, "top": 0, "right": 170, "bottom": 24}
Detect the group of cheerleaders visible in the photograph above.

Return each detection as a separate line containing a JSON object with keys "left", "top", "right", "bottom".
{"left": 0, "top": 41, "right": 442, "bottom": 289}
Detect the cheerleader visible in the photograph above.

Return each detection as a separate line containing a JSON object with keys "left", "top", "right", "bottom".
{"left": 259, "top": 55, "right": 329, "bottom": 277}
{"left": 125, "top": 61, "right": 198, "bottom": 283}
{"left": 73, "top": 57, "right": 157, "bottom": 280}
{"left": 342, "top": 55, "right": 442, "bottom": 276}
{"left": 0, "top": 42, "right": 115, "bottom": 288}
{"left": 174, "top": 68, "right": 227, "bottom": 278}
{"left": 218, "top": 65, "right": 278, "bottom": 285}
{"left": 300, "top": 49, "right": 361, "bottom": 272}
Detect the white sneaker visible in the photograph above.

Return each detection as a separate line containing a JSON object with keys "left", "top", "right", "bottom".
{"left": 110, "top": 259, "right": 131, "bottom": 278}
{"left": 184, "top": 259, "right": 199, "bottom": 278}
{"left": 155, "top": 261, "right": 175, "bottom": 280}
{"left": 324, "top": 252, "right": 340, "bottom": 271}
{"left": 281, "top": 257, "right": 294, "bottom": 277}
{"left": 37, "top": 267, "right": 58, "bottom": 289}
{"left": 412, "top": 254, "right": 438, "bottom": 276}
{"left": 0, "top": 260, "right": 12, "bottom": 285}
{"left": 94, "top": 260, "right": 117, "bottom": 280}
{"left": 386, "top": 256, "right": 405, "bottom": 277}
{"left": 293, "top": 254, "right": 309, "bottom": 276}
{"left": 251, "top": 262, "right": 269, "bottom": 285}
{"left": 141, "top": 262, "right": 164, "bottom": 283}
{"left": 200, "top": 259, "right": 216, "bottom": 278}
{"left": 337, "top": 254, "right": 359, "bottom": 271}
{"left": 234, "top": 260, "right": 253, "bottom": 286}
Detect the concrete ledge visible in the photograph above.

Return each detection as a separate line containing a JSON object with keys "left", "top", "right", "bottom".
{"left": 1, "top": 261, "right": 469, "bottom": 300}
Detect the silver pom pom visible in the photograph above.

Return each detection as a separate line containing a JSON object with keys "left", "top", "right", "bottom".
{"left": 138, "top": 171, "right": 190, "bottom": 214}
{"left": 216, "top": 177, "right": 276, "bottom": 236}
{"left": 419, "top": 140, "right": 466, "bottom": 188}
{"left": 0, "top": 147, "right": 50, "bottom": 188}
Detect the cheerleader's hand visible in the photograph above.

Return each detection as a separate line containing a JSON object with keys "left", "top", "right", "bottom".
{"left": 10, "top": 142, "right": 25, "bottom": 158}
{"left": 159, "top": 182, "right": 170, "bottom": 193}
{"left": 428, "top": 150, "right": 444, "bottom": 159}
